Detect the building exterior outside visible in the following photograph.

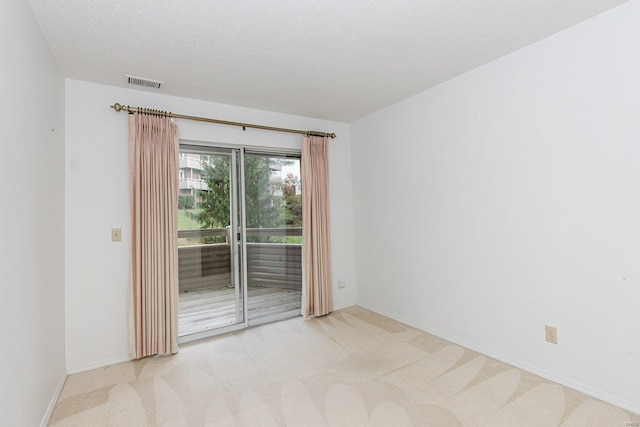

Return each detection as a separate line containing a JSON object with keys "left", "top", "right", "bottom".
{"left": 179, "top": 153, "right": 209, "bottom": 199}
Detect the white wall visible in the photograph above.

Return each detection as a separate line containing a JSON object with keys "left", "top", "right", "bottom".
{"left": 65, "top": 79, "right": 357, "bottom": 372}
{"left": 0, "top": 1, "right": 66, "bottom": 425}
{"left": 351, "top": 0, "right": 640, "bottom": 414}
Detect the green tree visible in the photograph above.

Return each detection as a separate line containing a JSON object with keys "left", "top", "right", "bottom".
{"left": 178, "top": 194, "right": 195, "bottom": 209}
{"left": 243, "top": 155, "right": 286, "bottom": 228}
{"left": 283, "top": 173, "right": 302, "bottom": 226}
{"left": 191, "top": 155, "right": 292, "bottom": 230}
{"left": 192, "top": 158, "right": 231, "bottom": 229}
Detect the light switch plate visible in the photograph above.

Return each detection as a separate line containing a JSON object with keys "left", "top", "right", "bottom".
{"left": 112, "top": 228, "right": 122, "bottom": 242}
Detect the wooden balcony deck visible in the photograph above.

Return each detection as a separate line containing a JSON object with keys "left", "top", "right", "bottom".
{"left": 178, "top": 285, "right": 301, "bottom": 336}
{"left": 177, "top": 227, "right": 303, "bottom": 337}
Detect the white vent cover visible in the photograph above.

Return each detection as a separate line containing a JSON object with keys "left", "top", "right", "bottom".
{"left": 125, "top": 75, "right": 163, "bottom": 89}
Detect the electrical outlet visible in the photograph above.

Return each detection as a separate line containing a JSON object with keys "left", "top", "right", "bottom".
{"left": 545, "top": 325, "right": 557, "bottom": 344}
{"left": 338, "top": 280, "right": 346, "bottom": 289}
{"left": 112, "top": 228, "right": 122, "bottom": 242}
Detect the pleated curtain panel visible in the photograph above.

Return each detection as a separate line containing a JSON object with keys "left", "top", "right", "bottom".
{"left": 128, "top": 113, "right": 180, "bottom": 359}
{"left": 301, "top": 135, "right": 333, "bottom": 319}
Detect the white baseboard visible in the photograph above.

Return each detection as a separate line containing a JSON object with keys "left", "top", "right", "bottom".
{"left": 40, "top": 373, "right": 67, "bottom": 427}
{"left": 333, "top": 301, "right": 356, "bottom": 311}
{"left": 67, "top": 355, "right": 131, "bottom": 375}
{"left": 356, "top": 301, "right": 640, "bottom": 416}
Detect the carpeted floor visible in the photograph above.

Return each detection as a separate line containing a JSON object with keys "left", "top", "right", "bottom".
{"left": 49, "top": 306, "right": 635, "bottom": 426}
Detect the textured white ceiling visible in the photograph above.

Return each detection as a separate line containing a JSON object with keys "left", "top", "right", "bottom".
{"left": 28, "top": 0, "right": 627, "bottom": 122}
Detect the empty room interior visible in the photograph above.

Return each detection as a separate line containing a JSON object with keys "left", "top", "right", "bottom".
{"left": 2, "top": 0, "right": 640, "bottom": 425}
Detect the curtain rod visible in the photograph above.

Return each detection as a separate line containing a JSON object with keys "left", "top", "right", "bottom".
{"left": 109, "top": 103, "right": 336, "bottom": 139}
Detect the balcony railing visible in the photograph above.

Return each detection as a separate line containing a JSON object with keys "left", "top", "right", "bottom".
{"left": 177, "top": 227, "right": 302, "bottom": 293}
{"left": 179, "top": 178, "right": 209, "bottom": 191}
{"left": 180, "top": 157, "right": 204, "bottom": 170}
{"left": 177, "top": 227, "right": 302, "bottom": 244}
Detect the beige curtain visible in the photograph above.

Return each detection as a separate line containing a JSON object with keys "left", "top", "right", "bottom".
{"left": 128, "top": 113, "right": 179, "bottom": 359}
{"left": 301, "top": 135, "right": 333, "bottom": 319}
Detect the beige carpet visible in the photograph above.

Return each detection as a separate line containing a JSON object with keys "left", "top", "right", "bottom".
{"left": 50, "top": 307, "right": 635, "bottom": 426}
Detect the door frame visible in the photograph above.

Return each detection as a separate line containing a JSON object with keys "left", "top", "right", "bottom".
{"left": 178, "top": 141, "right": 302, "bottom": 344}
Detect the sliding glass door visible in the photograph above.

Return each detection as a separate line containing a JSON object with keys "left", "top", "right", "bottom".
{"left": 177, "top": 145, "right": 302, "bottom": 341}
{"left": 244, "top": 153, "right": 302, "bottom": 324}
{"left": 177, "top": 146, "right": 243, "bottom": 340}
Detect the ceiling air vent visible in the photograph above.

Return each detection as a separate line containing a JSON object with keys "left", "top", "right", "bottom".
{"left": 125, "top": 75, "right": 163, "bottom": 89}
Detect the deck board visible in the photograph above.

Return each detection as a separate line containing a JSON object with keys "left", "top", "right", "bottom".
{"left": 178, "top": 285, "right": 301, "bottom": 337}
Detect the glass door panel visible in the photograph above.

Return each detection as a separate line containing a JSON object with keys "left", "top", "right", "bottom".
{"left": 177, "top": 146, "right": 243, "bottom": 338}
{"left": 244, "top": 153, "right": 302, "bottom": 323}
